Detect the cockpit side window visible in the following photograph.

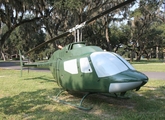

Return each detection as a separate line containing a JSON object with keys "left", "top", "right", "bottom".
{"left": 64, "top": 59, "right": 78, "bottom": 74}
{"left": 80, "top": 57, "right": 92, "bottom": 73}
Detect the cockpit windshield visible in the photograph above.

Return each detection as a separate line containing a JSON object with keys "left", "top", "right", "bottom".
{"left": 90, "top": 52, "right": 135, "bottom": 77}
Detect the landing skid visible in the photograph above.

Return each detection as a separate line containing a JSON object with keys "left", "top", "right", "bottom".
{"left": 50, "top": 90, "right": 130, "bottom": 111}
{"left": 53, "top": 90, "right": 93, "bottom": 111}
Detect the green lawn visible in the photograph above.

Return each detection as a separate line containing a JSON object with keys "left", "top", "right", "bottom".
{"left": 128, "top": 59, "right": 165, "bottom": 72}
{"left": 132, "top": 63, "right": 165, "bottom": 72}
{"left": 0, "top": 68, "right": 165, "bottom": 120}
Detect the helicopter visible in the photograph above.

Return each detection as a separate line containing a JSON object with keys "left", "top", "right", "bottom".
{"left": 19, "top": 0, "right": 148, "bottom": 110}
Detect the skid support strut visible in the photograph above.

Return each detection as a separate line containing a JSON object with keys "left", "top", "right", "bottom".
{"left": 54, "top": 90, "right": 93, "bottom": 111}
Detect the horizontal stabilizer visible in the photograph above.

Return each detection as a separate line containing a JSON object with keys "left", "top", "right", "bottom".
{"left": 23, "top": 62, "right": 52, "bottom": 68}
{"left": 19, "top": 50, "right": 52, "bottom": 76}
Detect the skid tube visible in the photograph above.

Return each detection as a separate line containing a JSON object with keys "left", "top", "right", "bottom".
{"left": 54, "top": 90, "right": 94, "bottom": 111}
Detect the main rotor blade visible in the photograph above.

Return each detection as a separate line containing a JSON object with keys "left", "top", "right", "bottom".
{"left": 26, "top": 0, "right": 135, "bottom": 55}
{"left": 26, "top": 32, "right": 70, "bottom": 55}
{"left": 86, "top": 0, "right": 135, "bottom": 24}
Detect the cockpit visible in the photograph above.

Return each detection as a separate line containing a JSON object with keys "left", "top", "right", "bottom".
{"left": 90, "top": 52, "right": 135, "bottom": 77}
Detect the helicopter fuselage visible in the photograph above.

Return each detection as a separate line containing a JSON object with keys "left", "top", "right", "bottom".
{"left": 48, "top": 42, "right": 148, "bottom": 93}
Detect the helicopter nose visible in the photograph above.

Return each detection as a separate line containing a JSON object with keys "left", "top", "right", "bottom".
{"left": 108, "top": 70, "right": 148, "bottom": 93}
{"left": 115, "top": 70, "right": 148, "bottom": 83}
{"left": 125, "top": 70, "right": 148, "bottom": 91}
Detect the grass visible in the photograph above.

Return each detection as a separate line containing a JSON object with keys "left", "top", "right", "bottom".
{"left": 132, "top": 63, "right": 165, "bottom": 72}
{"left": 131, "top": 59, "right": 165, "bottom": 72}
{"left": 0, "top": 68, "right": 165, "bottom": 120}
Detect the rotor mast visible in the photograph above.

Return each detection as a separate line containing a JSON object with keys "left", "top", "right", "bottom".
{"left": 74, "top": 29, "right": 82, "bottom": 42}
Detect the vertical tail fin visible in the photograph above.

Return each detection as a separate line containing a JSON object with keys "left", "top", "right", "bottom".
{"left": 19, "top": 50, "right": 23, "bottom": 77}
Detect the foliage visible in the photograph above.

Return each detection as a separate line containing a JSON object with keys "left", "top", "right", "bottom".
{"left": 0, "top": 0, "right": 135, "bottom": 60}
{"left": 0, "top": 0, "right": 165, "bottom": 61}
{"left": 0, "top": 0, "right": 53, "bottom": 46}
{"left": 0, "top": 0, "right": 55, "bottom": 60}
{"left": 126, "top": 0, "right": 165, "bottom": 61}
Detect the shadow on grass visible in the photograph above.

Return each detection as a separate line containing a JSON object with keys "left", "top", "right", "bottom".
{"left": 0, "top": 90, "right": 130, "bottom": 115}
{"left": 0, "top": 86, "right": 165, "bottom": 119}
{"left": 23, "top": 75, "right": 55, "bottom": 83}
{"left": 0, "top": 88, "right": 66, "bottom": 119}
{"left": 51, "top": 88, "right": 165, "bottom": 116}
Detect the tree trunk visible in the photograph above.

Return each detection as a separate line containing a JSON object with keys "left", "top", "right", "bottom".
{"left": 156, "top": 46, "right": 159, "bottom": 59}
{"left": 1, "top": 50, "right": 6, "bottom": 61}
{"left": 130, "top": 50, "right": 134, "bottom": 62}
{"left": 136, "top": 50, "right": 142, "bottom": 61}
{"left": 105, "top": 27, "right": 112, "bottom": 51}
{"left": 144, "top": 50, "right": 150, "bottom": 60}
{"left": 136, "top": 54, "right": 141, "bottom": 61}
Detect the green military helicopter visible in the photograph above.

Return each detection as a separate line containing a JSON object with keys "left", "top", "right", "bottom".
{"left": 19, "top": 0, "right": 148, "bottom": 110}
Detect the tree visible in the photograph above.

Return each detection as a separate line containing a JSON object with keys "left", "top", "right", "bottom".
{"left": 0, "top": 0, "right": 136, "bottom": 60}
{"left": 4, "top": 20, "right": 46, "bottom": 60}
{"left": 127, "top": 0, "right": 164, "bottom": 61}
{"left": 0, "top": 0, "right": 54, "bottom": 60}
{"left": 81, "top": 0, "right": 135, "bottom": 51}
